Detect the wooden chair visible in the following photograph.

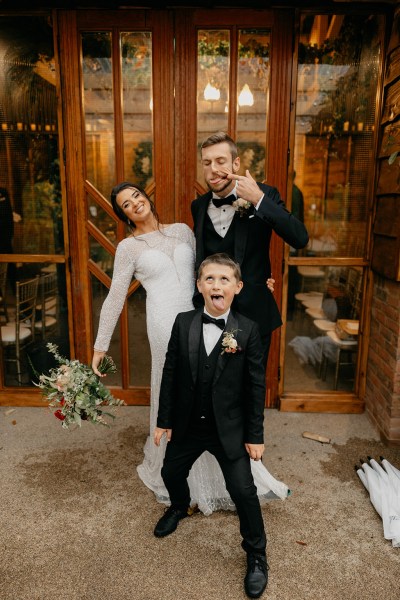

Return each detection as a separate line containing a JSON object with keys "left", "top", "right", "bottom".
{"left": 0, "top": 263, "right": 8, "bottom": 322}
{"left": 34, "top": 271, "right": 59, "bottom": 339}
{"left": 1, "top": 275, "right": 39, "bottom": 384}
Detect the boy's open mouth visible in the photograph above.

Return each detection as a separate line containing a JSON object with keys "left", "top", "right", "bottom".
{"left": 211, "top": 294, "right": 225, "bottom": 311}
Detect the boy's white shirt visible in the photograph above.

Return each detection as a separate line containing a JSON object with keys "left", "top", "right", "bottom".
{"left": 202, "top": 308, "right": 230, "bottom": 355}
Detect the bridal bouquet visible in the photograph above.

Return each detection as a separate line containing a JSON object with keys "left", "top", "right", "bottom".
{"left": 34, "top": 343, "right": 125, "bottom": 429}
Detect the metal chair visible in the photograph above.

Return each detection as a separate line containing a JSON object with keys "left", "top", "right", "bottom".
{"left": 0, "top": 263, "right": 8, "bottom": 322}
{"left": 34, "top": 271, "right": 59, "bottom": 339}
{"left": 1, "top": 275, "right": 39, "bottom": 384}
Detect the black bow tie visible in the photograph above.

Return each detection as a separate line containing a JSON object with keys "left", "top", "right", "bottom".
{"left": 212, "top": 194, "right": 236, "bottom": 208}
{"left": 202, "top": 313, "right": 226, "bottom": 330}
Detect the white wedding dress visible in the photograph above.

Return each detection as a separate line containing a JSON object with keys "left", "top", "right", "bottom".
{"left": 94, "top": 223, "right": 289, "bottom": 515}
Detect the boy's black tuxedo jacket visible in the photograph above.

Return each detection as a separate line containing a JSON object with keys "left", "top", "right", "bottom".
{"left": 157, "top": 308, "right": 266, "bottom": 461}
{"left": 191, "top": 182, "right": 309, "bottom": 337}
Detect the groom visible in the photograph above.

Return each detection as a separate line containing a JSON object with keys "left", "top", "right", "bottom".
{"left": 154, "top": 253, "right": 269, "bottom": 599}
{"left": 192, "top": 131, "right": 309, "bottom": 367}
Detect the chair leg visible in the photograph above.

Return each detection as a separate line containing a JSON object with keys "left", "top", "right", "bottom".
{"left": 334, "top": 348, "right": 341, "bottom": 390}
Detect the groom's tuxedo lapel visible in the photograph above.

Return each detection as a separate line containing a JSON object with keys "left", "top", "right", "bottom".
{"left": 188, "top": 310, "right": 203, "bottom": 385}
{"left": 213, "top": 311, "right": 238, "bottom": 385}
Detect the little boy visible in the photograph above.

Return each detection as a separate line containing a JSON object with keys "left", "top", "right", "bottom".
{"left": 153, "top": 253, "right": 268, "bottom": 599}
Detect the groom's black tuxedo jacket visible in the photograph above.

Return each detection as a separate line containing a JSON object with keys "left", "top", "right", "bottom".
{"left": 191, "top": 183, "right": 309, "bottom": 337}
{"left": 157, "top": 308, "right": 266, "bottom": 461}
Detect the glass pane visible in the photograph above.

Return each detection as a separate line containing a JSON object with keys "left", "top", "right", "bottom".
{"left": 91, "top": 275, "right": 121, "bottom": 387}
{"left": 0, "top": 16, "right": 62, "bottom": 256}
{"left": 197, "top": 29, "right": 230, "bottom": 180}
{"left": 128, "top": 287, "right": 151, "bottom": 387}
{"left": 237, "top": 29, "right": 270, "bottom": 182}
{"left": 87, "top": 195, "right": 118, "bottom": 244}
{"left": 89, "top": 235, "right": 115, "bottom": 278}
{"left": 285, "top": 265, "right": 362, "bottom": 392}
{"left": 82, "top": 32, "right": 115, "bottom": 198}
{"left": 294, "top": 14, "right": 382, "bottom": 258}
{"left": 121, "top": 32, "right": 154, "bottom": 188}
{"left": 1, "top": 262, "right": 69, "bottom": 386}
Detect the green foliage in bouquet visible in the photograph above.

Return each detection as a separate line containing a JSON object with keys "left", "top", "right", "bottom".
{"left": 34, "top": 343, "right": 125, "bottom": 429}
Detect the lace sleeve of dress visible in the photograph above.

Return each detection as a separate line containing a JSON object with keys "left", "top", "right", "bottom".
{"left": 179, "top": 222, "right": 196, "bottom": 254}
{"left": 93, "top": 239, "right": 136, "bottom": 352}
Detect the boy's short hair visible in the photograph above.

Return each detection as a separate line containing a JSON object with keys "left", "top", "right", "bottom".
{"left": 197, "top": 253, "right": 242, "bottom": 282}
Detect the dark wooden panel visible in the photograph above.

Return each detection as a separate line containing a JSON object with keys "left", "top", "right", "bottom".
{"left": 379, "top": 121, "right": 400, "bottom": 158}
{"left": 381, "top": 81, "right": 400, "bottom": 124}
{"left": 371, "top": 235, "right": 400, "bottom": 280}
{"left": 385, "top": 46, "right": 400, "bottom": 86}
{"left": 374, "top": 195, "right": 400, "bottom": 237}
{"left": 376, "top": 156, "right": 400, "bottom": 194}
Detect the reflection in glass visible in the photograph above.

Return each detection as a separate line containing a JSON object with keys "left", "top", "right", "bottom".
{"left": 293, "top": 14, "right": 382, "bottom": 258}
{"left": 91, "top": 275, "right": 121, "bottom": 387}
{"left": 87, "top": 196, "right": 118, "bottom": 244}
{"left": 0, "top": 16, "right": 62, "bottom": 256}
{"left": 89, "top": 235, "right": 115, "bottom": 278}
{"left": 121, "top": 32, "right": 154, "bottom": 188}
{"left": 236, "top": 30, "right": 270, "bottom": 182}
{"left": 1, "top": 262, "right": 69, "bottom": 387}
{"left": 285, "top": 265, "right": 362, "bottom": 392}
{"left": 128, "top": 287, "right": 151, "bottom": 387}
{"left": 82, "top": 32, "right": 115, "bottom": 198}
{"left": 197, "top": 29, "right": 230, "bottom": 180}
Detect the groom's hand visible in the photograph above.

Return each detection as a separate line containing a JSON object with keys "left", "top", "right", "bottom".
{"left": 227, "top": 169, "right": 264, "bottom": 206}
{"left": 154, "top": 427, "right": 172, "bottom": 446}
{"left": 245, "top": 443, "right": 265, "bottom": 461}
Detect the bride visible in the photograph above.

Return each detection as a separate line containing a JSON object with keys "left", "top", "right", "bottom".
{"left": 92, "top": 181, "right": 289, "bottom": 515}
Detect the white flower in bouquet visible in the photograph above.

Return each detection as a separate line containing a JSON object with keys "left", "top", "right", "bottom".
{"left": 33, "top": 343, "right": 125, "bottom": 429}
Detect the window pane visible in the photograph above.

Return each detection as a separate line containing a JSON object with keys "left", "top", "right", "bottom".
{"left": 236, "top": 29, "right": 270, "bottom": 182}
{"left": 0, "top": 16, "right": 62, "bottom": 256}
{"left": 87, "top": 195, "right": 118, "bottom": 245}
{"left": 294, "top": 14, "right": 382, "bottom": 257}
{"left": 128, "top": 287, "right": 151, "bottom": 387}
{"left": 197, "top": 29, "right": 230, "bottom": 180}
{"left": 121, "top": 32, "right": 154, "bottom": 188}
{"left": 82, "top": 32, "right": 115, "bottom": 198}
{"left": 1, "top": 262, "right": 69, "bottom": 386}
{"left": 285, "top": 265, "right": 362, "bottom": 392}
{"left": 91, "top": 275, "right": 121, "bottom": 387}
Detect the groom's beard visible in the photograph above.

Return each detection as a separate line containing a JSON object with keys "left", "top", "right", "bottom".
{"left": 206, "top": 178, "right": 232, "bottom": 196}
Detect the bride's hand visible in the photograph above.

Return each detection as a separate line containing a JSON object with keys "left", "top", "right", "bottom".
{"left": 154, "top": 427, "right": 172, "bottom": 446}
{"left": 92, "top": 350, "right": 106, "bottom": 376}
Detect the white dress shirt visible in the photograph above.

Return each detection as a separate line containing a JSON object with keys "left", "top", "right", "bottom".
{"left": 202, "top": 308, "right": 230, "bottom": 355}
{"left": 208, "top": 185, "right": 264, "bottom": 237}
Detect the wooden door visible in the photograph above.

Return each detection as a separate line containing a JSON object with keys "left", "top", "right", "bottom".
{"left": 58, "top": 8, "right": 292, "bottom": 405}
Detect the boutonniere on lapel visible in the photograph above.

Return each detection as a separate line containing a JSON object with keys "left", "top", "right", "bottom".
{"left": 221, "top": 330, "right": 242, "bottom": 355}
{"left": 232, "top": 197, "right": 252, "bottom": 217}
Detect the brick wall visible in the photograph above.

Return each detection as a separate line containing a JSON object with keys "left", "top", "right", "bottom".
{"left": 365, "top": 276, "right": 400, "bottom": 445}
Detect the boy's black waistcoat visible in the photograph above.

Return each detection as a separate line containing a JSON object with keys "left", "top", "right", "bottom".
{"left": 157, "top": 308, "right": 266, "bottom": 461}
{"left": 190, "top": 333, "right": 221, "bottom": 432}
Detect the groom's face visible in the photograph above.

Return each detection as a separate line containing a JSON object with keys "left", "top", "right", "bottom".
{"left": 197, "top": 263, "right": 243, "bottom": 317}
{"left": 201, "top": 142, "right": 240, "bottom": 197}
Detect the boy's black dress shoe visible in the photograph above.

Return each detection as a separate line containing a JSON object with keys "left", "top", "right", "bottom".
{"left": 154, "top": 506, "right": 188, "bottom": 537}
{"left": 244, "top": 553, "right": 269, "bottom": 598}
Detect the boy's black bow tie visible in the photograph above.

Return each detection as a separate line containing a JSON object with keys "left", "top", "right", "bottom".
{"left": 212, "top": 194, "right": 236, "bottom": 208}
{"left": 202, "top": 313, "right": 226, "bottom": 330}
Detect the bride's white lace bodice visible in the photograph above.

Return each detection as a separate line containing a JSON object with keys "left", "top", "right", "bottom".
{"left": 94, "top": 223, "right": 195, "bottom": 353}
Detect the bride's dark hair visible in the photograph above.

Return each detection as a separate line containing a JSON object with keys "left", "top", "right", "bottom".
{"left": 110, "top": 181, "right": 160, "bottom": 231}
